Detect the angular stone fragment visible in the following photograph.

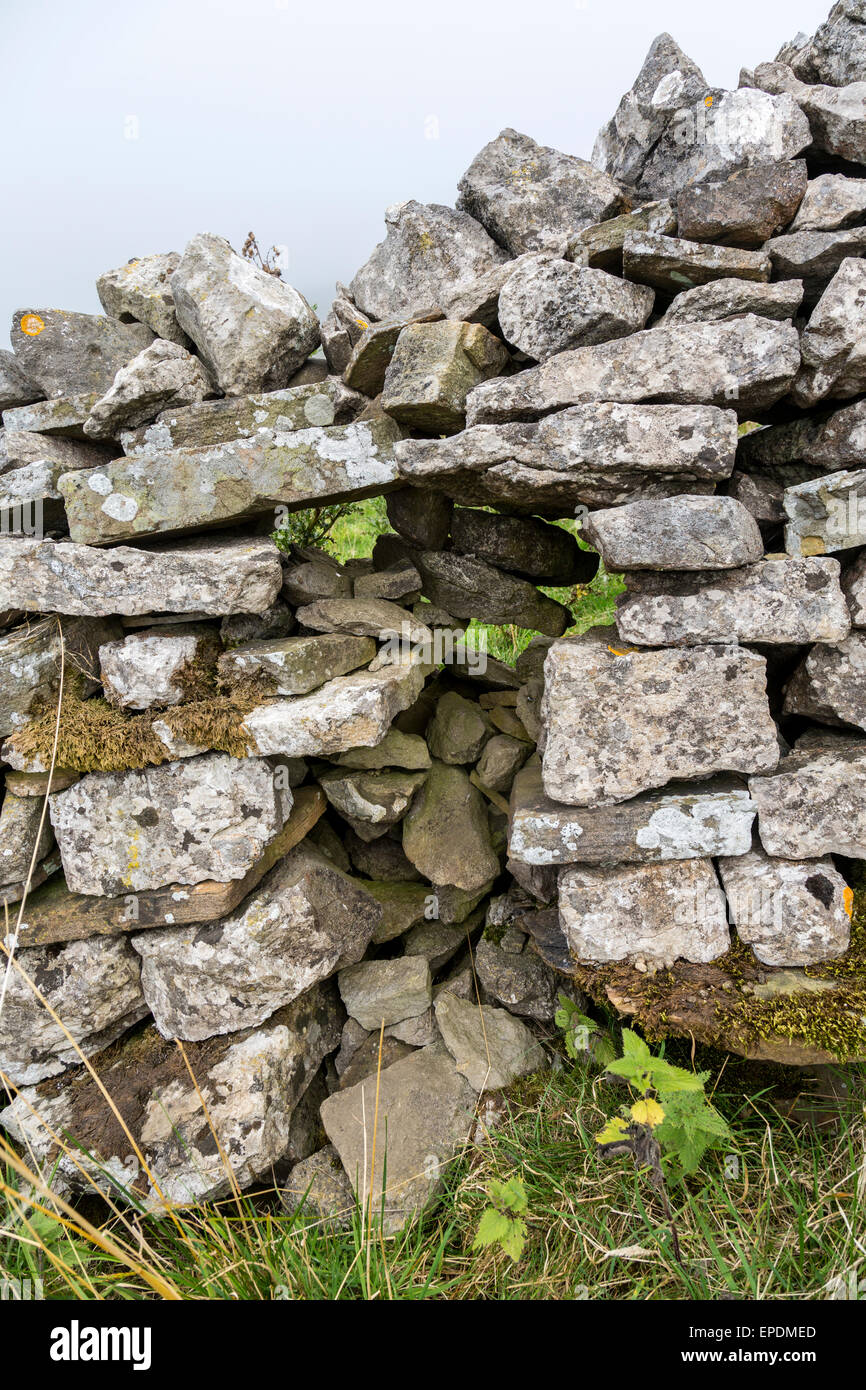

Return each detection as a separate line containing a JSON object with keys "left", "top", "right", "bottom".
{"left": 458, "top": 128, "right": 625, "bottom": 255}
{"left": 623, "top": 231, "right": 771, "bottom": 293}
{"left": 474, "top": 932, "right": 559, "bottom": 1021}
{"left": 765, "top": 227, "right": 866, "bottom": 306}
{"left": 1, "top": 987, "right": 342, "bottom": 1207}
{"left": 349, "top": 200, "right": 509, "bottom": 321}
{"left": 748, "top": 729, "right": 866, "bottom": 858}
{"left": 342, "top": 308, "right": 441, "bottom": 397}
{"left": 842, "top": 550, "right": 866, "bottom": 625}
{"left": 509, "top": 763, "right": 755, "bottom": 867}
{"left": 320, "top": 1043, "right": 477, "bottom": 1232}
{"left": 661, "top": 278, "right": 804, "bottom": 326}
{"left": 170, "top": 233, "right": 319, "bottom": 394}
{"left": 615, "top": 557, "right": 851, "bottom": 646}
{"left": 133, "top": 844, "right": 380, "bottom": 1040}
{"left": 99, "top": 624, "right": 219, "bottom": 709}
{"left": 1, "top": 429, "right": 111, "bottom": 476}
{"left": 385, "top": 485, "right": 452, "bottom": 549}
{"left": 335, "top": 729, "right": 431, "bottom": 771}
{"left": 381, "top": 320, "right": 508, "bottom": 434}
{"left": 566, "top": 202, "right": 676, "bottom": 271}
{"left": 83, "top": 340, "right": 211, "bottom": 439}
{"left": 282, "top": 556, "right": 352, "bottom": 606}
{"left": 435, "top": 993, "right": 545, "bottom": 1091}
{"left": 281, "top": 1145, "right": 354, "bottom": 1228}
{"left": 676, "top": 161, "right": 808, "bottom": 247}
{"left": 0, "top": 936, "right": 146, "bottom": 1086}
{"left": 749, "top": 61, "right": 866, "bottom": 165}
{"left": 10, "top": 310, "right": 154, "bottom": 400}
{"left": 294, "top": 597, "right": 431, "bottom": 645}
{"left": 218, "top": 633, "right": 375, "bottom": 698}
{"left": 466, "top": 317, "right": 800, "bottom": 424}
{"left": 49, "top": 753, "right": 288, "bottom": 895}
{"left": 0, "top": 536, "right": 283, "bottom": 616}
{"left": 784, "top": 468, "right": 866, "bottom": 554}
{"left": 0, "top": 459, "right": 66, "bottom": 530}
{"left": 718, "top": 846, "right": 851, "bottom": 967}
{"left": 792, "top": 259, "right": 866, "bottom": 407}
{"left": 783, "top": 630, "right": 866, "bottom": 730}
{"left": 789, "top": 173, "right": 866, "bottom": 232}
{"left": 475, "top": 733, "right": 531, "bottom": 795}
{"left": 583, "top": 495, "right": 763, "bottom": 572}
{"left": 497, "top": 257, "right": 653, "bottom": 361}
{"left": 2, "top": 393, "right": 101, "bottom": 440}
{"left": 542, "top": 632, "right": 778, "bottom": 805}
{"left": 367, "top": 881, "right": 431, "bottom": 943}
{"left": 426, "top": 691, "right": 492, "bottom": 765}
{"left": 220, "top": 602, "right": 296, "bottom": 647}
{"left": 403, "top": 761, "right": 499, "bottom": 893}
{"left": 338, "top": 956, "right": 431, "bottom": 1030}
{"left": 558, "top": 858, "right": 730, "bottom": 966}
{"left": 414, "top": 551, "right": 570, "bottom": 636}
{"left": 96, "top": 252, "right": 189, "bottom": 344}
{"left": 404, "top": 920, "right": 465, "bottom": 973}
{"left": 59, "top": 417, "right": 402, "bottom": 546}
{"left": 317, "top": 768, "right": 426, "bottom": 827}
{"left": 0, "top": 350, "right": 41, "bottom": 411}
{"left": 0, "top": 614, "right": 117, "bottom": 738}
{"left": 353, "top": 561, "right": 421, "bottom": 603}
{"left": 0, "top": 791, "right": 54, "bottom": 887}
{"left": 396, "top": 402, "right": 737, "bottom": 514}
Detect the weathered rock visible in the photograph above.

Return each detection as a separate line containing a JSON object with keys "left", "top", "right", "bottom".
{"left": 320, "top": 1042, "right": 477, "bottom": 1232}
{"left": 334, "top": 729, "right": 431, "bottom": 772}
{"left": 2, "top": 393, "right": 101, "bottom": 440}
{"left": 783, "top": 630, "right": 866, "bottom": 729}
{"left": 0, "top": 536, "right": 283, "bottom": 616}
{"left": 497, "top": 257, "right": 653, "bottom": 361}
{"left": 281, "top": 1145, "right": 355, "bottom": 1227}
{"left": 318, "top": 768, "right": 426, "bottom": 827}
{"left": 338, "top": 955, "right": 431, "bottom": 1030}
{"left": 718, "top": 846, "right": 851, "bottom": 968}
{"left": 404, "top": 920, "right": 466, "bottom": 973}
{"left": 0, "top": 350, "right": 41, "bottom": 411}
{"left": 475, "top": 733, "right": 531, "bottom": 794}
{"left": 509, "top": 763, "right": 755, "bottom": 866}
{"left": 0, "top": 987, "right": 342, "bottom": 1207}
{"left": 414, "top": 551, "right": 570, "bottom": 636}
{"left": 0, "top": 791, "right": 54, "bottom": 887}
{"left": 385, "top": 486, "right": 452, "bottom": 549}
{"left": 342, "top": 308, "right": 442, "bottom": 397}
{"left": 59, "top": 417, "right": 402, "bottom": 546}
{"left": 542, "top": 632, "right": 778, "bottom": 805}
{"left": 765, "top": 227, "right": 866, "bottom": 306}
{"left": 96, "top": 252, "right": 188, "bottom": 344}
{"left": 218, "top": 633, "right": 375, "bottom": 698}
{"left": 169, "top": 233, "right": 319, "bottom": 394}
{"left": 426, "top": 691, "right": 492, "bottom": 765}
{"left": 0, "top": 458, "right": 66, "bottom": 531}
{"left": 558, "top": 858, "right": 730, "bottom": 966}
{"left": 565, "top": 202, "right": 676, "bottom": 271}
{"left": 396, "top": 402, "right": 737, "bottom": 514}
{"left": 615, "top": 557, "right": 851, "bottom": 646}
{"left": 784, "top": 468, "right": 866, "bottom": 555}
{"left": 782, "top": 2, "right": 866, "bottom": 87}
{"left": 623, "top": 231, "right": 771, "bottom": 293}
{"left": 367, "top": 880, "right": 432, "bottom": 943}
{"left": 792, "top": 258, "right": 866, "bottom": 407}
{"left": 294, "top": 597, "right": 431, "bottom": 645}
{"left": 220, "top": 602, "right": 296, "bottom": 647}
{"left": 842, "top": 549, "right": 866, "bottom": 625}
{"left": 354, "top": 561, "right": 421, "bottom": 603}
{"left": 434, "top": 992, "right": 545, "bottom": 1091}
{"left": 99, "top": 624, "right": 219, "bottom": 709}
{"left": 676, "top": 161, "right": 808, "bottom": 247}
{"left": 349, "top": 200, "right": 509, "bottom": 321}
{"left": 0, "top": 429, "right": 111, "bottom": 476}
{"left": 49, "top": 753, "right": 289, "bottom": 895}
{"left": 83, "top": 340, "right": 211, "bottom": 439}
{"left": 403, "top": 761, "right": 499, "bottom": 893}
{"left": 133, "top": 844, "right": 380, "bottom": 1040}
{"left": 583, "top": 495, "right": 763, "bottom": 571}
{"left": 10, "top": 310, "right": 154, "bottom": 400}
{"left": 381, "top": 320, "right": 508, "bottom": 434}
{"left": 466, "top": 317, "right": 800, "bottom": 424}
{"left": 660, "top": 278, "right": 804, "bottom": 325}
{"left": 0, "top": 614, "right": 118, "bottom": 738}
{"left": 282, "top": 556, "right": 352, "bottom": 606}
{"left": 749, "top": 61, "right": 866, "bottom": 165}
{"left": 474, "top": 932, "right": 558, "bottom": 1021}
{"left": 748, "top": 729, "right": 866, "bottom": 858}
{"left": 0, "top": 936, "right": 146, "bottom": 1086}
{"left": 789, "top": 173, "right": 866, "bottom": 232}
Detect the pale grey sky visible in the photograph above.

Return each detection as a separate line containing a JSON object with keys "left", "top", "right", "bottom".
{"left": 0, "top": 0, "right": 832, "bottom": 335}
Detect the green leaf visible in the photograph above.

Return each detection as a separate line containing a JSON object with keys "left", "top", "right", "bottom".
{"left": 472, "top": 1208, "right": 512, "bottom": 1250}
{"left": 499, "top": 1217, "right": 527, "bottom": 1262}
{"left": 488, "top": 1176, "right": 528, "bottom": 1215}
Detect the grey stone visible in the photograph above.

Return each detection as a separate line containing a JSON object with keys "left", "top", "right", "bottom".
{"left": 498, "top": 257, "right": 653, "bottom": 362}
{"left": 426, "top": 691, "right": 492, "bottom": 765}
{"left": 0, "top": 614, "right": 118, "bottom": 739}
{"left": 49, "top": 753, "right": 288, "bottom": 895}
{"left": 381, "top": 320, "right": 508, "bottom": 434}
{"left": 583, "top": 495, "right": 764, "bottom": 571}
{"left": 218, "top": 633, "right": 375, "bottom": 697}
{"left": 509, "top": 763, "right": 756, "bottom": 867}
{"left": 404, "top": 921, "right": 466, "bottom": 973}
{"left": 96, "top": 252, "right": 189, "bottom": 344}
{"left": 0, "top": 936, "right": 146, "bottom": 1086}
{"left": 466, "top": 317, "right": 801, "bottom": 425}
{"left": 220, "top": 602, "right": 296, "bottom": 648}
{"left": 343, "top": 308, "right": 441, "bottom": 397}
{"left": 403, "top": 761, "right": 500, "bottom": 893}
{"left": 784, "top": 468, "right": 866, "bottom": 555}
{"left": 133, "top": 844, "right": 381, "bottom": 1040}
{"left": 414, "top": 551, "right": 570, "bottom": 636}
{"left": 792, "top": 258, "right": 866, "bottom": 407}
{"left": 353, "top": 561, "right": 421, "bottom": 603}
{"left": 335, "top": 729, "right": 431, "bottom": 771}
{"left": 542, "top": 631, "right": 778, "bottom": 805}
{"left": 294, "top": 597, "right": 431, "bottom": 645}
{"left": 783, "top": 630, "right": 866, "bottom": 730}
{"left": 0, "top": 536, "right": 283, "bottom": 616}
{"left": 338, "top": 956, "right": 431, "bottom": 1031}
{"left": 282, "top": 556, "right": 352, "bottom": 606}
{"left": 368, "top": 880, "right": 432, "bottom": 943}
{"left": 718, "top": 846, "right": 851, "bottom": 967}
{"left": 83, "top": 340, "right": 211, "bottom": 439}
{"left": 0, "top": 350, "right": 41, "bottom": 411}
{"left": 474, "top": 933, "right": 558, "bottom": 1021}
{"left": 0, "top": 791, "right": 54, "bottom": 887}
{"left": 789, "top": 173, "right": 866, "bottom": 232}
{"left": 318, "top": 768, "right": 426, "bottom": 827}
{"left": 0, "top": 459, "right": 66, "bottom": 531}
{"left": 385, "top": 486, "right": 452, "bottom": 549}
{"left": 660, "top": 278, "right": 804, "bottom": 326}
{"left": 748, "top": 729, "right": 866, "bottom": 858}
{"left": 558, "top": 858, "right": 730, "bottom": 967}
{"left": 281, "top": 1145, "right": 354, "bottom": 1228}
{"left": 565, "top": 202, "right": 676, "bottom": 271}
{"left": 99, "top": 625, "right": 219, "bottom": 709}
{"left": 349, "top": 200, "right": 509, "bottom": 321}
{"left": 320, "top": 1043, "right": 477, "bottom": 1233}
{"left": 476, "top": 734, "right": 531, "bottom": 795}
{"left": 396, "top": 402, "right": 737, "bottom": 514}
{"left": 749, "top": 62, "right": 866, "bottom": 165}
{"left": 615, "top": 557, "right": 851, "bottom": 646}
{"left": 170, "top": 233, "right": 319, "bottom": 394}
{"left": 2, "top": 394, "right": 101, "bottom": 440}
{"left": 0, "top": 429, "right": 111, "bottom": 476}
{"left": 842, "top": 549, "right": 866, "bottom": 625}
{"left": 676, "top": 161, "right": 808, "bottom": 247}
{"left": 435, "top": 992, "right": 545, "bottom": 1091}
{"left": 623, "top": 231, "right": 771, "bottom": 293}
{"left": 765, "top": 227, "right": 866, "bottom": 307}
{"left": 10, "top": 309, "right": 154, "bottom": 400}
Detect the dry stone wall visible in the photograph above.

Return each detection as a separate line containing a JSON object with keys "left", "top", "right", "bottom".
{"left": 2, "top": 1, "right": 866, "bottom": 1227}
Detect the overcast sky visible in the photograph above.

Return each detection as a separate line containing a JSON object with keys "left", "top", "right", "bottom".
{"left": 1, "top": 0, "right": 832, "bottom": 335}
